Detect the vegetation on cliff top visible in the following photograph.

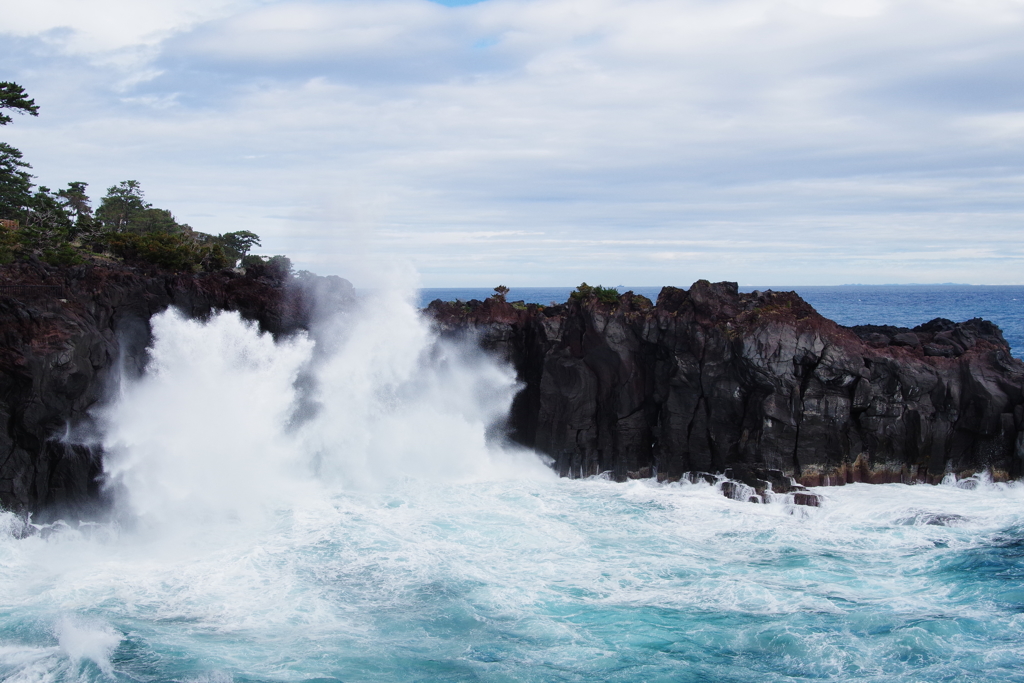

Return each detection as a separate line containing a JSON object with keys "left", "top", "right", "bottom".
{"left": 570, "top": 282, "right": 622, "bottom": 305}
{"left": 0, "top": 83, "right": 290, "bottom": 277}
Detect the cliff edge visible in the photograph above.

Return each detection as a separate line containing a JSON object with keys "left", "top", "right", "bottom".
{"left": 428, "top": 281, "right": 1024, "bottom": 495}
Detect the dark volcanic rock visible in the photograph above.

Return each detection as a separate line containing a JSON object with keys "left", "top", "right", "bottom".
{"left": 429, "top": 281, "right": 1024, "bottom": 489}
{"left": 792, "top": 492, "right": 822, "bottom": 507}
{"left": 0, "top": 259, "right": 338, "bottom": 519}
{"left": 5, "top": 269, "right": 1021, "bottom": 518}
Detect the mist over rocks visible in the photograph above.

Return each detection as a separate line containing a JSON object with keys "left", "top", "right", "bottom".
{"left": 0, "top": 258, "right": 352, "bottom": 518}
{"left": 427, "top": 280, "right": 1024, "bottom": 497}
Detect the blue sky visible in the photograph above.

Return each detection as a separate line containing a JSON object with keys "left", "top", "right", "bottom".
{"left": 1, "top": 0, "right": 1023, "bottom": 287}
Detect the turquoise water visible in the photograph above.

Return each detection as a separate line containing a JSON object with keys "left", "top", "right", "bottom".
{"left": 3, "top": 478, "right": 1024, "bottom": 682}
{"left": 2, "top": 289, "right": 1023, "bottom": 682}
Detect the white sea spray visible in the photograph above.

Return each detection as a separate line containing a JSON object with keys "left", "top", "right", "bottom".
{"left": 1, "top": 284, "right": 1023, "bottom": 681}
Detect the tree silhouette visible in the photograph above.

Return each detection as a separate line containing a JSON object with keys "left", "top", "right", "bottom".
{"left": 0, "top": 82, "right": 39, "bottom": 126}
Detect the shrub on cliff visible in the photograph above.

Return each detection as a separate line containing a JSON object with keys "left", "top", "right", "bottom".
{"left": 104, "top": 232, "right": 201, "bottom": 271}
{"left": 200, "top": 241, "right": 232, "bottom": 271}
{"left": 0, "top": 224, "right": 19, "bottom": 264}
{"left": 92, "top": 230, "right": 252, "bottom": 273}
{"left": 570, "top": 282, "right": 620, "bottom": 305}
{"left": 242, "top": 254, "right": 292, "bottom": 281}
{"left": 42, "top": 243, "right": 84, "bottom": 267}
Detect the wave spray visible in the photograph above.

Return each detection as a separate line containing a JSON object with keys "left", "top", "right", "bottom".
{"left": 3, "top": 282, "right": 1024, "bottom": 683}
{"left": 101, "top": 285, "right": 551, "bottom": 529}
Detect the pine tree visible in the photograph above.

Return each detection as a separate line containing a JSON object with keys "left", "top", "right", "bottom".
{"left": 0, "top": 142, "right": 33, "bottom": 221}
{"left": 0, "top": 82, "right": 39, "bottom": 126}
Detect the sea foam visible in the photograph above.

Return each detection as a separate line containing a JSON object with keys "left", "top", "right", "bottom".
{"left": 1, "top": 284, "right": 1023, "bottom": 682}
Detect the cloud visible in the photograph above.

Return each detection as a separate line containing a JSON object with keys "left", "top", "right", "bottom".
{"left": 0, "top": 0, "right": 253, "bottom": 53}
{"left": 1, "top": 0, "right": 1023, "bottom": 285}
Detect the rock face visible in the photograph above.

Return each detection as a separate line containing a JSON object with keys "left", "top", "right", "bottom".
{"left": 0, "top": 258, "right": 348, "bottom": 519}
{"left": 428, "top": 281, "right": 1024, "bottom": 492}
{"left": 4, "top": 269, "right": 1022, "bottom": 518}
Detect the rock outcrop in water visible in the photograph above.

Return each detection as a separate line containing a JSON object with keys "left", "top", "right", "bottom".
{"left": 4, "top": 267, "right": 1022, "bottom": 516}
{"left": 0, "top": 258, "right": 352, "bottom": 518}
{"left": 428, "top": 281, "right": 1024, "bottom": 498}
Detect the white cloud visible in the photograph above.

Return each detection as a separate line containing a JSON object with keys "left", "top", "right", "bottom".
{"left": 1, "top": 0, "right": 1023, "bottom": 286}
{"left": 0, "top": 0, "right": 255, "bottom": 53}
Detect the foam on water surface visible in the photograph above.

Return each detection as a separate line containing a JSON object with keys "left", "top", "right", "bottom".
{"left": 2, "top": 287, "right": 1024, "bottom": 682}
{"left": 3, "top": 477, "right": 1024, "bottom": 681}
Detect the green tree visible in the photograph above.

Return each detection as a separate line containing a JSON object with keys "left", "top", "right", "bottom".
{"left": 0, "top": 142, "right": 33, "bottom": 221}
{"left": 133, "top": 207, "right": 180, "bottom": 234}
{"left": 201, "top": 242, "right": 231, "bottom": 271}
{"left": 0, "top": 82, "right": 39, "bottom": 126}
{"left": 266, "top": 254, "right": 292, "bottom": 279}
{"left": 10, "top": 186, "right": 88, "bottom": 265}
{"left": 96, "top": 180, "right": 189, "bottom": 234}
{"left": 95, "top": 180, "right": 147, "bottom": 232}
{"left": 25, "top": 186, "right": 73, "bottom": 233}
{"left": 242, "top": 253, "right": 292, "bottom": 280}
{"left": 0, "top": 82, "right": 37, "bottom": 222}
{"left": 57, "top": 181, "right": 92, "bottom": 226}
{"left": 218, "top": 230, "right": 261, "bottom": 265}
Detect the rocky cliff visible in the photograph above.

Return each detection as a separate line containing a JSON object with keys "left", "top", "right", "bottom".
{"left": 4, "top": 269, "right": 1022, "bottom": 518}
{"left": 428, "top": 281, "right": 1024, "bottom": 498}
{"left": 0, "top": 258, "right": 354, "bottom": 519}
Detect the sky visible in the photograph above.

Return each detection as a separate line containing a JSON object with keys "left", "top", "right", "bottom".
{"left": 1, "top": 0, "right": 1022, "bottom": 287}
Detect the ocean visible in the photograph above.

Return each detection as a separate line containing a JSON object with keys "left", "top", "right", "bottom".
{"left": 1, "top": 285, "right": 1023, "bottom": 682}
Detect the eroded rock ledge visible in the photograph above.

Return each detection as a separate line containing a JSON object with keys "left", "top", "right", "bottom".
{"left": 428, "top": 281, "right": 1024, "bottom": 496}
